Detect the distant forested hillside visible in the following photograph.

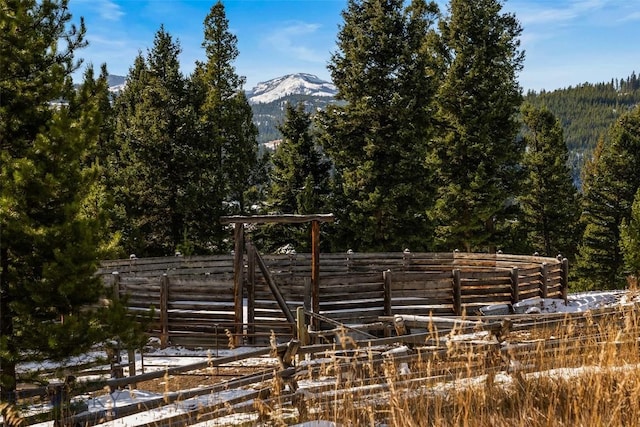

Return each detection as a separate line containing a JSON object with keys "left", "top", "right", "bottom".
{"left": 525, "top": 72, "right": 640, "bottom": 187}
{"left": 251, "top": 94, "right": 341, "bottom": 144}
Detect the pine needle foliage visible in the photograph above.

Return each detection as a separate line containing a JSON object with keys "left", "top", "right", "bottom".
{"left": 575, "top": 106, "right": 640, "bottom": 290}
{"left": 318, "top": 0, "right": 440, "bottom": 252}
{"left": 0, "top": 0, "right": 110, "bottom": 405}
{"left": 428, "top": 0, "right": 525, "bottom": 252}
{"left": 518, "top": 103, "right": 581, "bottom": 258}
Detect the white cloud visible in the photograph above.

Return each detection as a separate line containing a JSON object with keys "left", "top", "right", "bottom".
{"left": 618, "top": 11, "right": 640, "bottom": 23}
{"left": 264, "top": 22, "right": 325, "bottom": 63}
{"left": 95, "top": 0, "right": 125, "bottom": 21}
{"left": 515, "top": 0, "right": 608, "bottom": 26}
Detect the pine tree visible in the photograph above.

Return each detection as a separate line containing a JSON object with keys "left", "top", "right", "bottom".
{"left": 518, "top": 103, "right": 581, "bottom": 257}
{"left": 111, "top": 27, "right": 199, "bottom": 256}
{"left": 575, "top": 106, "right": 640, "bottom": 290}
{"left": 269, "top": 103, "right": 331, "bottom": 214}
{"left": 190, "top": 1, "right": 259, "bottom": 249}
{"left": 259, "top": 103, "right": 332, "bottom": 251}
{"left": 429, "top": 0, "right": 524, "bottom": 252}
{"left": 620, "top": 188, "right": 640, "bottom": 285}
{"left": 0, "top": 0, "right": 110, "bottom": 405}
{"left": 318, "top": 0, "right": 440, "bottom": 252}
{"left": 222, "top": 91, "right": 260, "bottom": 215}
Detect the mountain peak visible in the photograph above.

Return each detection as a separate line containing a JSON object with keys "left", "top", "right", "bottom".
{"left": 247, "top": 73, "right": 337, "bottom": 104}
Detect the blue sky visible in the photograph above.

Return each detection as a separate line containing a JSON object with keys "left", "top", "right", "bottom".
{"left": 68, "top": 0, "right": 640, "bottom": 92}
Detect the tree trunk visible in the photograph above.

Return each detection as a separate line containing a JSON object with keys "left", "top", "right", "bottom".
{"left": 0, "top": 247, "right": 16, "bottom": 404}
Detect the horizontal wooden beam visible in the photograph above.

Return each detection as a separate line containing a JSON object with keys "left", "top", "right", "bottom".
{"left": 220, "top": 214, "right": 335, "bottom": 225}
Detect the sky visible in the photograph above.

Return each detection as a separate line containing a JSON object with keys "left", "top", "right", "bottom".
{"left": 67, "top": 0, "right": 640, "bottom": 93}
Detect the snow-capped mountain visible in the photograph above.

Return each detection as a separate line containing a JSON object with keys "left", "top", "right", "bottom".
{"left": 247, "top": 73, "right": 337, "bottom": 104}
{"left": 107, "top": 74, "right": 126, "bottom": 94}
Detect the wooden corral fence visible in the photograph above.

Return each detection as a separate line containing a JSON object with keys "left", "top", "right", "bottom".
{"left": 98, "top": 249, "right": 568, "bottom": 348}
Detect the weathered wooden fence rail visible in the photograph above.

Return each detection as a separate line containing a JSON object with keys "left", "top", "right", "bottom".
{"left": 98, "top": 252, "right": 568, "bottom": 347}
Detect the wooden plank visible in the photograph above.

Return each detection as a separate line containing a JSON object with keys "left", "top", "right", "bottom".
{"left": 386, "top": 271, "right": 454, "bottom": 282}
{"left": 319, "top": 299, "right": 386, "bottom": 310}
{"left": 461, "top": 287, "right": 512, "bottom": 296}
{"left": 319, "top": 291, "right": 385, "bottom": 302}
{"left": 168, "top": 278, "right": 235, "bottom": 286}
{"left": 459, "top": 269, "right": 512, "bottom": 280}
{"left": 518, "top": 281, "right": 542, "bottom": 293}
{"left": 461, "top": 277, "right": 512, "bottom": 287}
{"left": 319, "top": 285, "right": 385, "bottom": 296}
{"left": 461, "top": 294, "right": 512, "bottom": 304}
{"left": 391, "top": 289, "right": 452, "bottom": 299}
{"left": 518, "top": 289, "right": 541, "bottom": 301}
{"left": 168, "top": 304, "right": 236, "bottom": 312}
{"left": 220, "top": 213, "right": 335, "bottom": 224}
{"left": 392, "top": 297, "right": 454, "bottom": 307}
{"left": 391, "top": 279, "right": 453, "bottom": 292}
{"left": 168, "top": 315, "right": 236, "bottom": 323}
{"left": 318, "top": 272, "right": 383, "bottom": 285}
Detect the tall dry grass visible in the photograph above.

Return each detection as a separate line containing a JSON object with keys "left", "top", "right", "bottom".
{"left": 279, "top": 304, "right": 640, "bottom": 427}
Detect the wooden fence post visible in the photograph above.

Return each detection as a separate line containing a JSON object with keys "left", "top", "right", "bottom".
{"left": 247, "top": 242, "right": 256, "bottom": 345}
{"left": 453, "top": 269, "right": 462, "bottom": 316}
{"left": 160, "top": 274, "right": 169, "bottom": 349}
{"left": 112, "top": 272, "right": 136, "bottom": 384}
{"left": 311, "top": 220, "right": 320, "bottom": 331}
{"left": 383, "top": 270, "right": 392, "bottom": 318}
{"left": 304, "top": 277, "right": 313, "bottom": 343}
{"left": 561, "top": 258, "right": 569, "bottom": 303}
{"left": 297, "top": 306, "right": 308, "bottom": 346}
{"left": 233, "top": 223, "right": 244, "bottom": 347}
{"left": 511, "top": 267, "right": 520, "bottom": 304}
{"left": 541, "top": 262, "right": 548, "bottom": 299}
{"left": 402, "top": 249, "right": 411, "bottom": 270}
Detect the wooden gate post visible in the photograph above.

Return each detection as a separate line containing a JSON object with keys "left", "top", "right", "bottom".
{"left": 233, "top": 223, "right": 245, "bottom": 347}
{"left": 247, "top": 241, "right": 256, "bottom": 345}
{"left": 311, "top": 220, "right": 320, "bottom": 332}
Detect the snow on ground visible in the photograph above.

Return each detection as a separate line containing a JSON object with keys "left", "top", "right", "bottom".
{"left": 17, "top": 290, "right": 640, "bottom": 426}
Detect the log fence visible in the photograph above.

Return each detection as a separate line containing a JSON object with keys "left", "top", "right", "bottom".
{"left": 98, "top": 251, "right": 568, "bottom": 348}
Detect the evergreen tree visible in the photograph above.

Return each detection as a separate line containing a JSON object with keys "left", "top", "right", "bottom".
{"left": 0, "top": 0, "right": 109, "bottom": 405}
{"left": 222, "top": 91, "right": 260, "bottom": 215}
{"left": 318, "top": 0, "right": 440, "bottom": 252}
{"left": 518, "top": 104, "right": 581, "bottom": 257}
{"left": 620, "top": 188, "right": 640, "bottom": 285}
{"left": 259, "top": 103, "right": 332, "bottom": 251}
{"left": 190, "top": 1, "right": 258, "bottom": 249}
{"left": 575, "top": 106, "right": 640, "bottom": 290}
{"left": 429, "top": 0, "right": 524, "bottom": 252}
{"left": 269, "top": 103, "right": 331, "bottom": 214}
{"left": 111, "top": 27, "right": 199, "bottom": 256}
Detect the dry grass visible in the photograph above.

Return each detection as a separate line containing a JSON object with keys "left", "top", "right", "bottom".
{"left": 275, "top": 304, "right": 640, "bottom": 427}
{"left": 12, "top": 304, "right": 640, "bottom": 426}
